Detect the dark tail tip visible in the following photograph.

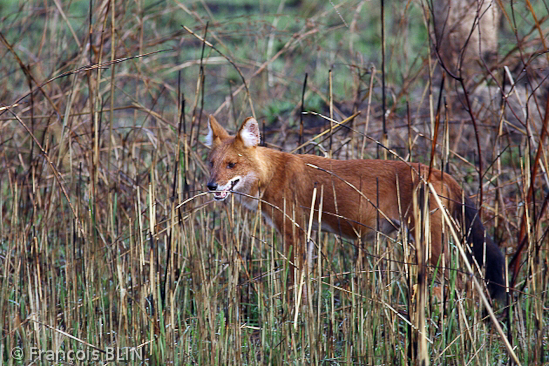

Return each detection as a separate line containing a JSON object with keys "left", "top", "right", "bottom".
{"left": 464, "top": 199, "right": 506, "bottom": 301}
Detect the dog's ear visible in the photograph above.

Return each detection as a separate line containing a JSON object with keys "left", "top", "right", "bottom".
{"left": 236, "top": 117, "right": 260, "bottom": 148}
{"left": 205, "top": 115, "right": 230, "bottom": 148}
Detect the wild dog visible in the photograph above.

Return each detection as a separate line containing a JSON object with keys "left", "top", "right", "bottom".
{"left": 205, "top": 115, "right": 505, "bottom": 300}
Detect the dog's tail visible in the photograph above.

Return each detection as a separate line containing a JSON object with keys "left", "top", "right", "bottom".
{"left": 460, "top": 197, "right": 506, "bottom": 300}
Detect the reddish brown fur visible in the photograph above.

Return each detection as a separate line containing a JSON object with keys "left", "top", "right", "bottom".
{"left": 206, "top": 116, "right": 505, "bottom": 299}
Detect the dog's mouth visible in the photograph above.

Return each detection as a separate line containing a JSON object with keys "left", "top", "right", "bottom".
{"left": 213, "top": 179, "right": 240, "bottom": 201}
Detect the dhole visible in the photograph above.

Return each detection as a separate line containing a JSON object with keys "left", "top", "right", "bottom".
{"left": 206, "top": 115, "right": 505, "bottom": 300}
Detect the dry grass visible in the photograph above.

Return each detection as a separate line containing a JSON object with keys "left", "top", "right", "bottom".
{"left": 1, "top": 0, "right": 548, "bottom": 364}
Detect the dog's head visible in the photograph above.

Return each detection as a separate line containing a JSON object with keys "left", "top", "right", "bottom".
{"left": 205, "top": 116, "right": 262, "bottom": 201}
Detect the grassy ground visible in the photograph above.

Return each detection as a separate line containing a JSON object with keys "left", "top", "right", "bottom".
{"left": 1, "top": 0, "right": 548, "bottom": 364}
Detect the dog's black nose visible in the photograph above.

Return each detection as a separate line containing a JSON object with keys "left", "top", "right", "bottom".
{"left": 207, "top": 182, "right": 217, "bottom": 191}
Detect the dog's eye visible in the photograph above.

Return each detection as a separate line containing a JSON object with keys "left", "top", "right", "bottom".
{"left": 209, "top": 161, "right": 214, "bottom": 168}
{"left": 227, "top": 162, "right": 236, "bottom": 169}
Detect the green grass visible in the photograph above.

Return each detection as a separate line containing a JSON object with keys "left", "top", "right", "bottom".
{"left": 1, "top": 0, "right": 549, "bottom": 364}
